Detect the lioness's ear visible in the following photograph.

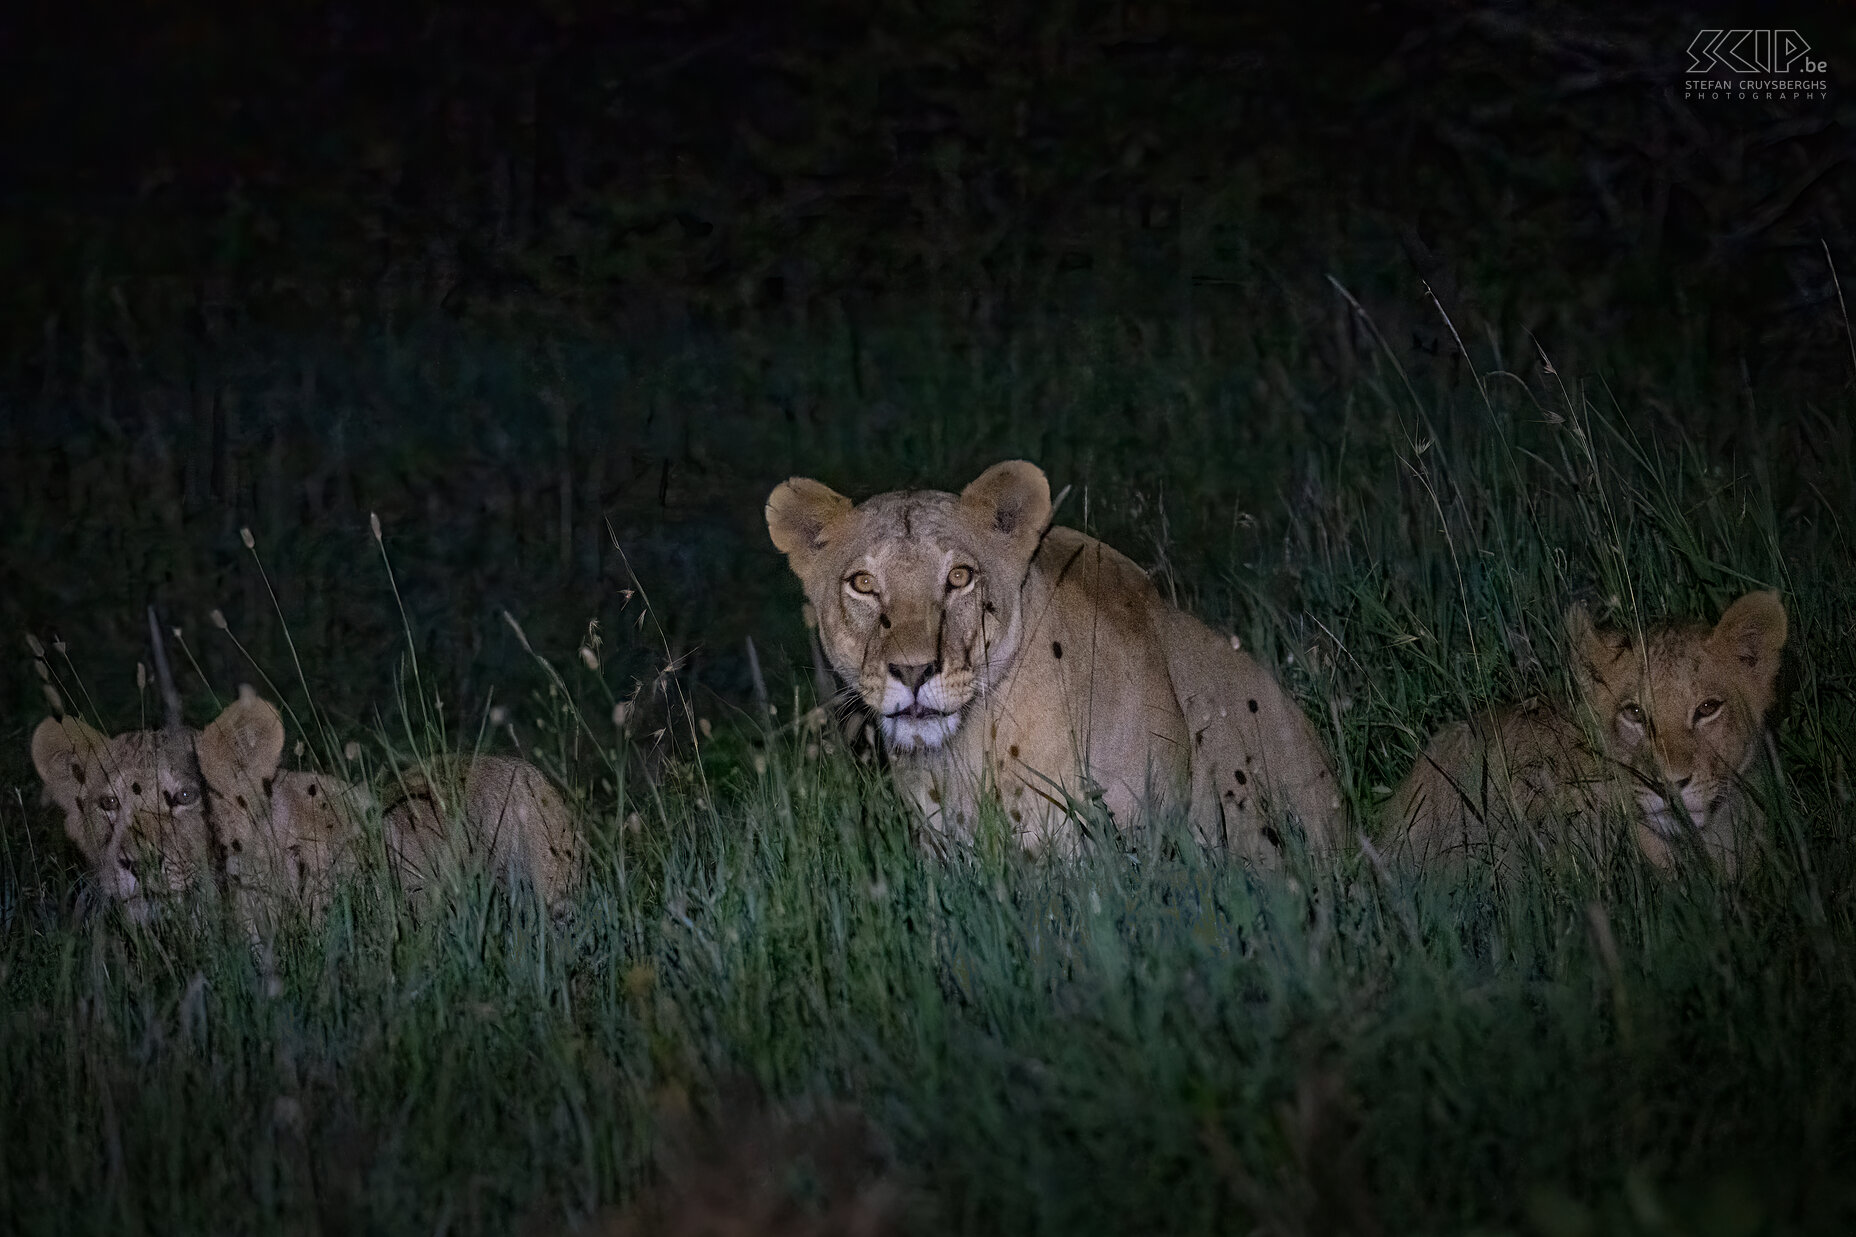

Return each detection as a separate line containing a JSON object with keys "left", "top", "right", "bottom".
{"left": 30, "top": 716, "right": 108, "bottom": 812}
{"left": 196, "top": 686, "right": 286, "bottom": 792}
{"left": 766, "top": 477, "right": 855, "bottom": 574}
{"left": 958, "top": 460, "right": 1051, "bottom": 560}
{"left": 1712, "top": 590, "right": 1786, "bottom": 699}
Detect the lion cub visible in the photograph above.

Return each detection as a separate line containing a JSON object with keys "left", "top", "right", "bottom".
{"left": 195, "top": 688, "right": 583, "bottom": 920}
{"left": 767, "top": 459, "right": 1343, "bottom": 860}
{"left": 1386, "top": 591, "right": 1787, "bottom": 876}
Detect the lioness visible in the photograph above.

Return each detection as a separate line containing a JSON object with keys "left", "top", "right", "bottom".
{"left": 195, "top": 688, "right": 582, "bottom": 918}
{"left": 766, "top": 460, "right": 1343, "bottom": 858}
{"left": 1385, "top": 590, "right": 1787, "bottom": 876}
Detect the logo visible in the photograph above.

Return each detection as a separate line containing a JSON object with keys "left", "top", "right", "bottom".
{"left": 1686, "top": 30, "right": 1824, "bottom": 75}
{"left": 1684, "top": 29, "right": 1831, "bottom": 100}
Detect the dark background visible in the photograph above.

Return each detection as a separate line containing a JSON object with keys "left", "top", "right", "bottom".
{"left": 3, "top": 0, "right": 1850, "bottom": 751}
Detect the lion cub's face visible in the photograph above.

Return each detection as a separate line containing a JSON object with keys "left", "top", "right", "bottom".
{"left": 1570, "top": 591, "right": 1786, "bottom": 839}
{"left": 767, "top": 461, "right": 1053, "bottom": 752}
{"left": 31, "top": 717, "right": 213, "bottom": 919}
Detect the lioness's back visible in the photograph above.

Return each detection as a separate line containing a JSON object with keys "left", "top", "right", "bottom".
{"left": 1153, "top": 606, "right": 1344, "bottom": 859}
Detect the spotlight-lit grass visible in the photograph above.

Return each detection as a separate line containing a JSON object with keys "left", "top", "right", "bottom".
{"left": 3, "top": 298, "right": 1855, "bottom": 1236}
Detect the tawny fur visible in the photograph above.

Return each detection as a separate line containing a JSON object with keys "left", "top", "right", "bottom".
{"left": 1385, "top": 591, "right": 1787, "bottom": 877}
{"left": 767, "top": 460, "right": 1342, "bottom": 858}
{"left": 30, "top": 716, "right": 215, "bottom": 919}
{"left": 195, "top": 690, "right": 582, "bottom": 919}
{"left": 31, "top": 688, "right": 582, "bottom": 927}
{"left": 192, "top": 688, "right": 377, "bottom": 928}
{"left": 378, "top": 753, "right": 581, "bottom": 908}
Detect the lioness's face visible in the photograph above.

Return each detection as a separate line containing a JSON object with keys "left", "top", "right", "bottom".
{"left": 1570, "top": 591, "right": 1786, "bottom": 839}
{"left": 31, "top": 718, "right": 214, "bottom": 919}
{"left": 767, "top": 461, "right": 1053, "bottom": 752}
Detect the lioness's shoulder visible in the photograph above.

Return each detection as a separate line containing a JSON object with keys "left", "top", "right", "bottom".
{"left": 1034, "top": 527, "right": 1163, "bottom": 611}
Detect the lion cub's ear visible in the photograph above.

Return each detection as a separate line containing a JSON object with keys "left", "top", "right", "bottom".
{"left": 1712, "top": 590, "right": 1786, "bottom": 709}
{"left": 767, "top": 477, "right": 855, "bottom": 575}
{"left": 197, "top": 686, "right": 286, "bottom": 794}
{"left": 1564, "top": 602, "right": 1599, "bottom": 659}
{"left": 958, "top": 460, "right": 1051, "bottom": 561}
{"left": 30, "top": 715, "right": 109, "bottom": 813}
{"left": 1565, "top": 602, "right": 1633, "bottom": 696}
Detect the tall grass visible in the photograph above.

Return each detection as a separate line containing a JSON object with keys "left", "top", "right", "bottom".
{"left": 3, "top": 284, "right": 1855, "bottom": 1235}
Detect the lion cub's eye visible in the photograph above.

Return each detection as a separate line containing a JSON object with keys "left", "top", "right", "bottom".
{"left": 847, "top": 571, "right": 878, "bottom": 595}
{"left": 173, "top": 787, "right": 199, "bottom": 807}
{"left": 947, "top": 565, "right": 974, "bottom": 590}
{"left": 1618, "top": 703, "right": 1645, "bottom": 725}
{"left": 97, "top": 793, "right": 121, "bottom": 813}
{"left": 1693, "top": 698, "right": 1723, "bottom": 723}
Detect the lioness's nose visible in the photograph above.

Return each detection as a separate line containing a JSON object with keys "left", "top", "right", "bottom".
{"left": 888, "top": 661, "right": 939, "bottom": 690}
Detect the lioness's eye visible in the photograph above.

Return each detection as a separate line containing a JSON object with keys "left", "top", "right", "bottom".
{"left": 1619, "top": 703, "right": 1645, "bottom": 725}
{"left": 847, "top": 571, "right": 878, "bottom": 595}
{"left": 1693, "top": 698, "right": 1723, "bottom": 723}
{"left": 947, "top": 565, "right": 974, "bottom": 589}
{"left": 98, "top": 794, "right": 121, "bottom": 813}
{"left": 173, "top": 787, "right": 198, "bottom": 806}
